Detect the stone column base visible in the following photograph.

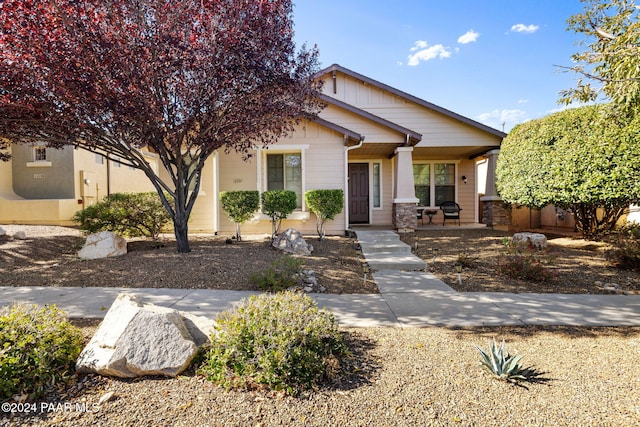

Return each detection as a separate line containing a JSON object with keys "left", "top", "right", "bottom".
{"left": 393, "top": 203, "right": 417, "bottom": 232}
{"left": 481, "top": 198, "right": 511, "bottom": 227}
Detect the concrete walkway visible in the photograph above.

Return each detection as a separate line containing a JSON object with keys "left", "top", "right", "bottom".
{"left": 1, "top": 229, "right": 640, "bottom": 327}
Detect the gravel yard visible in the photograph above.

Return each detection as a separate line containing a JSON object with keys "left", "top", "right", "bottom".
{"left": 1, "top": 225, "right": 639, "bottom": 426}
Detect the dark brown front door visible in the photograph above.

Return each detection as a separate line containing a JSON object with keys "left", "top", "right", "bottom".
{"left": 349, "top": 163, "right": 369, "bottom": 224}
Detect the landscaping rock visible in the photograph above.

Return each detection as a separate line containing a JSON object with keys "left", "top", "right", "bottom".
{"left": 0, "top": 226, "right": 6, "bottom": 237}
{"left": 76, "top": 293, "right": 214, "bottom": 378}
{"left": 512, "top": 232, "right": 547, "bottom": 250}
{"left": 78, "top": 231, "right": 127, "bottom": 259}
{"left": 272, "top": 228, "right": 313, "bottom": 255}
{"left": 13, "top": 230, "right": 26, "bottom": 240}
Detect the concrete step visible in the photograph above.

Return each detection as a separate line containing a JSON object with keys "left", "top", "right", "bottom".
{"left": 365, "top": 253, "right": 427, "bottom": 271}
{"left": 354, "top": 230, "right": 400, "bottom": 243}
{"left": 359, "top": 240, "right": 412, "bottom": 254}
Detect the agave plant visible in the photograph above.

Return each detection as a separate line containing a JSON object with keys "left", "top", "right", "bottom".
{"left": 476, "top": 340, "right": 528, "bottom": 383}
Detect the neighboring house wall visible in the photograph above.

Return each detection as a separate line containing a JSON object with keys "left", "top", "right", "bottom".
{"left": 0, "top": 144, "right": 157, "bottom": 225}
{"left": 12, "top": 144, "right": 75, "bottom": 199}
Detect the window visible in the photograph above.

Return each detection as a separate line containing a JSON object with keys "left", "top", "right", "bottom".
{"left": 413, "top": 162, "right": 456, "bottom": 206}
{"left": 267, "top": 153, "right": 302, "bottom": 208}
{"left": 372, "top": 162, "right": 381, "bottom": 208}
{"left": 413, "top": 164, "right": 430, "bottom": 206}
{"left": 33, "top": 146, "right": 47, "bottom": 162}
{"left": 434, "top": 163, "right": 455, "bottom": 205}
{"left": 95, "top": 153, "right": 104, "bottom": 164}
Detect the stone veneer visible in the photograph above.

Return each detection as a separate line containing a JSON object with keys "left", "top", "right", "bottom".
{"left": 393, "top": 203, "right": 418, "bottom": 231}
{"left": 482, "top": 200, "right": 511, "bottom": 227}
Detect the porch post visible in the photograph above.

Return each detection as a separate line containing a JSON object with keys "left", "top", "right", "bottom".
{"left": 480, "top": 149, "right": 510, "bottom": 227}
{"left": 393, "top": 146, "right": 419, "bottom": 231}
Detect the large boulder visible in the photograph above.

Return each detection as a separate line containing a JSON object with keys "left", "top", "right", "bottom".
{"left": 512, "top": 232, "right": 547, "bottom": 250}
{"left": 272, "top": 228, "right": 313, "bottom": 255}
{"left": 76, "top": 294, "right": 214, "bottom": 378}
{"left": 78, "top": 231, "right": 127, "bottom": 259}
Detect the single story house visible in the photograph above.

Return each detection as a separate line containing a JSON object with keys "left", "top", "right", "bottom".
{"left": 0, "top": 64, "right": 508, "bottom": 234}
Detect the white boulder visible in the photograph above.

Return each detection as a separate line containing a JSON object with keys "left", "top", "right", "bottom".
{"left": 512, "top": 232, "right": 547, "bottom": 250}
{"left": 76, "top": 294, "right": 214, "bottom": 378}
{"left": 13, "top": 230, "right": 26, "bottom": 240}
{"left": 272, "top": 228, "right": 313, "bottom": 255}
{"left": 0, "top": 226, "right": 6, "bottom": 237}
{"left": 78, "top": 231, "right": 127, "bottom": 259}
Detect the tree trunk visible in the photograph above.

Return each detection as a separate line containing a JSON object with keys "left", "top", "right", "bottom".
{"left": 173, "top": 209, "right": 191, "bottom": 253}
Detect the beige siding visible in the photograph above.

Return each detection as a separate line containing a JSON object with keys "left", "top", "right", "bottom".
{"left": 73, "top": 149, "right": 156, "bottom": 205}
{"left": 320, "top": 105, "right": 405, "bottom": 144}
{"left": 457, "top": 160, "right": 478, "bottom": 223}
{"left": 210, "top": 121, "right": 348, "bottom": 236}
{"left": 322, "top": 71, "right": 502, "bottom": 148}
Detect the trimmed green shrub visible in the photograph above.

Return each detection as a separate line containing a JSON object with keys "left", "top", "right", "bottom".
{"left": 0, "top": 304, "right": 84, "bottom": 400}
{"left": 199, "top": 292, "right": 347, "bottom": 394}
{"left": 261, "top": 190, "right": 297, "bottom": 238}
{"left": 220, "top": 191, "right": 260, "bottom": 241}
{"left": 305, "top": 189, "right": 344, "bottom": 240}
{"left": 73, "top": 192, "right": 171, "bottom": 239}
{"left": 249, "top": 255, "right": 303, "bottom": 292}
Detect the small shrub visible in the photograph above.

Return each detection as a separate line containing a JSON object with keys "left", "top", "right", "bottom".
{"left": 606, "top": 222, "right": 640, "bottom": 270}
{"left": 249, "top": 255, "right": 303, "bottom": 292}
{"left": 73, "top": 192, "right": 170, "bottom": 239}
{"left": 304, "top": 189, "right": 344, "bottom": 240}
{"left": 456, "top": 251, "right": 478, "bottom": 269}
{"left": 220, "top": 191, "right": 260, "bottom": 241}
{"left": 0, "top": 304, "right": 84, "bottom": 400}
{"left": 476, "top": 340, "right": 529, "bottom": 384}
{"left": 199, "top": 292, "right": 347, "bottom": 394}
{"left": 497, "top": 239, "right": 554, "bottom": 282}
{"left": 261, "top": 190, "right": 297, "bottom": 238}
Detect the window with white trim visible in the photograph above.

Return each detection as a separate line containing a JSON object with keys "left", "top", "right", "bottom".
{"left": 434, "top": 163, "right": 455, "bottom": 205}
{"left": 33, "top": 146, "right": 47, "bottom": 162}
{"left": 413, "top": 164, "right": 430, "bottom": 206}
{"left": 413, "top": 162, "right": 456, "bottom": 206}
{"left": 372, "top": 162, "right": 381, "bottom": 208}
{"left": 267, "top": 153, "right": 302, "bottom": 208}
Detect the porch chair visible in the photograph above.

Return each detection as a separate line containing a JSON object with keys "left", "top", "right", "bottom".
{"left": 440, "top": 201, "right": 462, "bottom": 226}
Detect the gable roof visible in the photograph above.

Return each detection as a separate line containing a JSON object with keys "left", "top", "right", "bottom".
{"left": 312, "top": 116, "right": 364, "bottom": 144}
{"left": 315, "top": 64, "right": 507, "bottom": 139}
{"left": 319, "top": 94, "right": 422, "bottom": 144}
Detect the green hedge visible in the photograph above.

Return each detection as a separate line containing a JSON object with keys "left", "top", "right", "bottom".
{"left": 220, "top": 191, "right": 260, "bottom": 241}
{"left": 73, "top": 192, "right": 171, "bottom": 239}
{"left": 261, "top": 190, "right": 297, "bottom": 238}
{"left": 0, "top": 304, "right": 83, "bottom": 400}
{"left": 305, "top": 189, "right": 344, "bottom": 240}
{"left": 199, "top": 292, "right": 346, "bottom": 394}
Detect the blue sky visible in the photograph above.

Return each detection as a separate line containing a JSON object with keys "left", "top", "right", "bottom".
{"left": 293, "top": 0, "right": 588, "bottom": 132}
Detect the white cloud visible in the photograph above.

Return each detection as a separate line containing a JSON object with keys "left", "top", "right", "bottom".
{"left": 410, "top": 40, "right": 428, "bottom": 51}
{"left": 458, "top": 30, "right": 480, "bottom": 44}
{"left": 477, "top": 109, "right": 528, "bottom": 131}
{"left": 518, "top": 99, "right": 529, "bottom": 104}
{"left": 407, "top": 41, "right": 452, "bottom": 66}
{"left": 510, "top": 24, "right": 539, "bottom": 34}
